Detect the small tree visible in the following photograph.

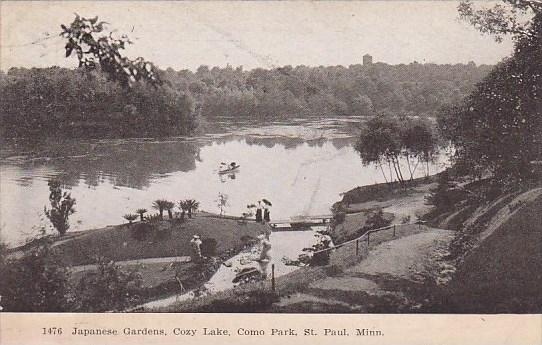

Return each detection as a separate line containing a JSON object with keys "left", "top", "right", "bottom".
{"left": 180, "top": 199, "right": 200, "bottom": 218}
{"left": 200, "top": 238, "right": 218, "bottom": 257}
{"left": 355, "top": 116, "right": 405, "bottom": 186}
{"left": 216, "top": 193, "right": 229, "bottom": 216}
{"left": 123, "top": 214, "right": 138, "bottom": 226}
{"left": 152, "top": 199, "right": 170, "bottom": 220}
{"left": 135, "top": 208, "right": 147, "bottom": 222}
{"left": 364, "top": 209, "right": 391, "bottom": 231}
{"left": 44, "top": 180, "right": 76, "bottom": 236}
{"left": 163, "top": 201, "right": 175, "bottom": 219}
{"left": 178, "top": 200, "right": 189, "bottom": 220}
{"left": 75, "top": 257, "right": 142, "bottom": 312}
{"left": 400, "top": 119, "right": 437, "bottom": 180}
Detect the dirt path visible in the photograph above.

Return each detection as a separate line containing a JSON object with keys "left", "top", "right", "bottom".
{"left": 345, "top": 229, "right": 453, "bottom": 277}
{"left": 274, "top": 227, "right": 454, "bottom": 312}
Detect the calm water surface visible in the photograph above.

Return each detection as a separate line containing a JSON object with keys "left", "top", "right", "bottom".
{"left": 0, "top": 117, "right": 444, "bottom": 246}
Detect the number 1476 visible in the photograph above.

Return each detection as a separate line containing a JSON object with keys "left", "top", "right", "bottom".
{"left": 42, "top": 327, "right": 63, "bottom": 335}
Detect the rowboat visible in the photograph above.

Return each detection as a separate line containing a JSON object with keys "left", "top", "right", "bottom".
{"left": 218, "top": 164, "right": 240, "bottom": 174}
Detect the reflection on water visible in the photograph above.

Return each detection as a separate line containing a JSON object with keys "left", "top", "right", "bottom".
{"left": 0, "top": 118, "right": 444, "bottom": 246}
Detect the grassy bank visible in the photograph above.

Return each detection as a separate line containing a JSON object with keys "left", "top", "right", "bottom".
{"left": 48, "top": 213, "right": 267, "bottom": 266}
{"left": 335, "top": 175, "right": 438, "bottom": 212}
{"left": 5, "top": 213, "right": 271, "bottom": 310}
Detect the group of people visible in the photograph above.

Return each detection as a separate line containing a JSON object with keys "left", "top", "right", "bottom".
{"left": 255, "top": 200, "right": 271, "bottom": 223}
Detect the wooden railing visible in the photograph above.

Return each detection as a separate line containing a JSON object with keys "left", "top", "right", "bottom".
{"left": 312, "top": 221, "right": 427, "bottom": 255}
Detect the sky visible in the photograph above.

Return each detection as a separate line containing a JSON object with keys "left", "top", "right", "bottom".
{"left": 1, "top": 1, "right": 515, "bottom": 71}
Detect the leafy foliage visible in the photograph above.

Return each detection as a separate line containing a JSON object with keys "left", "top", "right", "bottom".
{"left": 162, "top": 200, "right": 175, "bottom": 219}
{"left": 135, "top": 208, "right": 147, "bottom": 222}
{"left": 61, "top": 14, "right": 160, "bottom": 87}
{"left": 0, "top": 240, "right": 74, "bottom": 312}
{"left": 440, "top": 1, "right": 542, "bottom": 182}
{"left": 425, "top": 171, "right": 468, "bottom": 212}
{"left": 44, "top": 180, "right": 76, "bottom": 236}
{"left": 200, "top": 238, "right": 218, "bottom": 257}
{"left": 1, "top": 61, "right": 490, "bottom": 139}
{"left": 355, "top": 116, "right": 438, "bottom": 185}
{"left": 364, "top": 209, "right": 392, "bottom": 231}
{"left": 0, "top": 67, "right": 197, "bottom": 138}
{"left": 130, "top": 222, "right": 155, "bottom": 240}
{"left": 152, "top": 199, "right": 172, "bottom": 219}
{"left": 123, "top": 213, "right": 138, "bottom": 224}
{"left": 75, "top": 257, "right": 142, "bottom": 312}
{"left": 179, "top": 199, "right": 199, "bottom": 218}
{"left": 458, "top": 0, "right": 541, "bottom": 42}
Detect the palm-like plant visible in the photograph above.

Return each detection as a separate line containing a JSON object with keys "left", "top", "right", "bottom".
{"left": 185, "top": 199, "right": 200, "bottom": 218}
{"left": 123, "top": 213, "right": 138, "bottom": 225}
{"left": 178, "top": 200, "right": 189, "bottom": 219}
{"left": 152, "top": 199, "right": 171, "bottom": 220}
{"left": 163, "top": 201, "right": 175, "bottom": 219}
{"left": 146, "top": 213, "right": 162, "bottom": 223}
{"left": 135, "top": 208, "right": 147, "bottom": 222}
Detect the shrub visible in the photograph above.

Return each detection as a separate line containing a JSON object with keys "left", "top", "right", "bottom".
{"left": 0, "top": 240, "right": 75, "bottom": 311}
{"left": 425, "top": 171, "right": 467, "bottom": 211}
{"left": 200, "top": 238, "right": 218, "bottom": 257}
{"left": 364, "top": 209, "right": 391, "bottom": 230}
{"left": 123, "top": 213, "right": 138, "bottom": 225}
{"left": 130, "top": 222, "right": 154, "bottom": 241}
{"left": 75, "top": 257, "right": 142, "bottom": 312}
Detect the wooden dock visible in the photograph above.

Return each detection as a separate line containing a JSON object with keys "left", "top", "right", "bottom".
{"left": 270, "top": 214, "right": 333, "bottom": 231}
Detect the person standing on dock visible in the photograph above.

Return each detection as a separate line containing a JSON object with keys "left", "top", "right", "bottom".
{"left": 263, "top": 207, "right": 270, "bottom": 223}
{"left": 255, "top": 201, "right": 263, "bottom": 223}
{"left": 262, "top": 198, "right": 272, "bottom": 223}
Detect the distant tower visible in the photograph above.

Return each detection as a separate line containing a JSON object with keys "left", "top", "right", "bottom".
{"left": 363, "top": 54, "right": 373, "bottom": 65}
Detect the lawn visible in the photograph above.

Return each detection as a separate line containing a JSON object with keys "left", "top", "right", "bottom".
{"left": 53, "top": 214, "right": 269, "bottom": 266}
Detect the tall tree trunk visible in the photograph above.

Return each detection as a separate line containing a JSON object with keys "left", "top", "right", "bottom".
{"left": 388, "top": 160, "right": 394, "bottom": 183}
{"left": 378, "top": 162, "right": 389, "bottom": 184}
{"left": 391, "top": 158, "right": 402, "bottom": 184}
{"left": 406, "top": 155, "right": 414, "bottom": 181}
{"left": 392, "top": 156, "right": 405, "bottom": 185}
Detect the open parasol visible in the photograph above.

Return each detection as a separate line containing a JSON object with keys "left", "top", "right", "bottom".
{"left": 262, "top": 199, "right": 272, "bottom": 206}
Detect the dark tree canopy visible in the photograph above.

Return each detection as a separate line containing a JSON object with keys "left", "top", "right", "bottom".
{"left": 355, "top": 116, "right": 437, "bottom": 185}
{"left": 439, "top": 1, "right": 542, "bottom": 182}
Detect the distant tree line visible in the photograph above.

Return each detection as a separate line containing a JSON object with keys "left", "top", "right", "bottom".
{"left": 168, "top": 62, "right": 491, "bottom": 121}
{"left": 0, "top": 67, "right": 196, "bottom": 138}
{"left": 0, "top": 62, "right": 491, "bottom": 139}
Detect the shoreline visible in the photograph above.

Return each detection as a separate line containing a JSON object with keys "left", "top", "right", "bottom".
{"left": 6, "top": 175, "right": 443, "bottom": 312}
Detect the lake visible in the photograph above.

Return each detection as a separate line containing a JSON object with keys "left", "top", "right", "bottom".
{"left": 0, "top": 116, "right": 444, "bottom": 246}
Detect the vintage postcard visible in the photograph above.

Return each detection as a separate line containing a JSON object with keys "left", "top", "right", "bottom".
{"left": 0, "top": 1, "right": 540, "bottom": 344}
